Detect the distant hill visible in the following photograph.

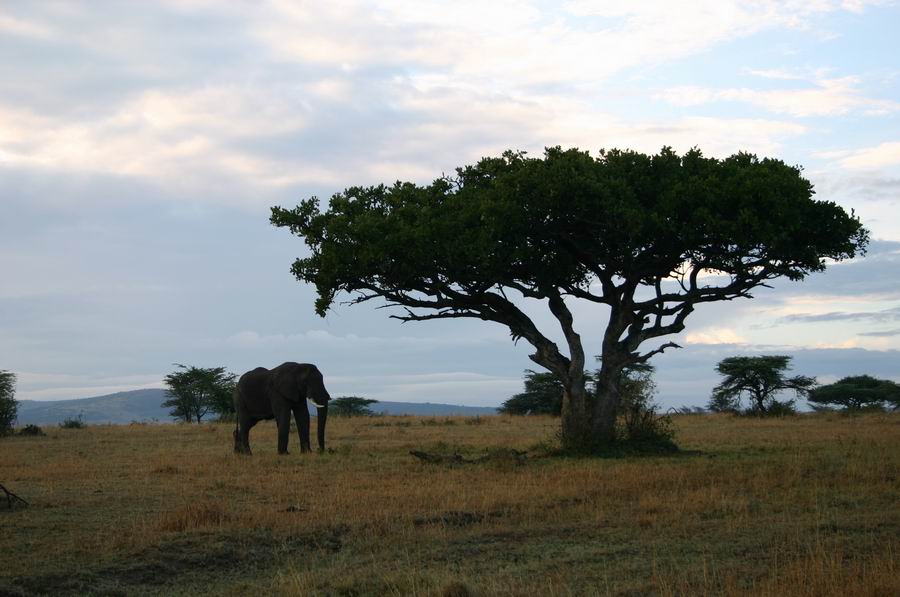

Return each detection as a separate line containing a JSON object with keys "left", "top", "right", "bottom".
{"left": 16, "top": 389, "right": 175, "bottom": 425}
{"left": 15, "top": 389, "right": 497, "bottom": 425}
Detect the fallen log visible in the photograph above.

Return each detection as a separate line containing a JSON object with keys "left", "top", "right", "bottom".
{"left": 0, "top": 483, "right": 28, "bottom": 509}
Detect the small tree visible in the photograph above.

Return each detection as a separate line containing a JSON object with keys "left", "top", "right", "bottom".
{"left": 330, "top": 396, "right": 378, "bottom": 417}
{"left": 163, "top": 364, "right": 236, "bottom": 423}
{"left": 0, "top": 371, "right": 17, "bottom": 436}
{"left": 500, "top": 370, "right": 567, "bottom": 415}
{"left": 807, "top": 375, "right": 899, "bottom": 412}
{"left": 709, "top": 356, "right": 815, "bottom": 416}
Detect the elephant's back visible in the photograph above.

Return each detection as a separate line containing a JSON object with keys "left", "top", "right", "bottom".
{"left": 237, "top": 367, "right": 271, "bottom": 406}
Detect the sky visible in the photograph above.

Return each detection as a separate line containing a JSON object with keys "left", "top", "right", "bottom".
{"left": 2, "top": 1, "right": 898, "bottom": 408}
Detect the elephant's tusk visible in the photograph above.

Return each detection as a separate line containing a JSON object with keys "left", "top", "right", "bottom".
{"left": 307, "top": 398, "right": 327, "bottom": 409}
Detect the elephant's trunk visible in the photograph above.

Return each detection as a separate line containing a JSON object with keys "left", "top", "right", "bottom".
{"left": 317, "top": 403, "right": 328, "bottom": 452}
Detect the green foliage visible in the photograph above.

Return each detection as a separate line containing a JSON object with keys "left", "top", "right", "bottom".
{"left": 614, "top": 365, "right": 676, "bottom": 451}
{"left": 163, "top": 364, "right": 237, "bottom": 423}
{"left": 499, "top": 370, "right": 568, "bottom": 415}
{"left": 708, "top": 355, "right": 814, "bottom": 416}
{"left": 271, "top": 146, "right": 868, "bottom": 450}
{"left": 0, "top": 370, "right": 17, "bottom": 436}
{"left": 808, "top": 375, "right": 900, "bottom": 412}
{"left": 707, "top": 391, "right": 741, "bottom": 414}
{"left": 330, "top": 396, "right": 379, "bottom": 417}
{"left": 271, "top": 148, "right": 867, "bottom": 319}
{"left": 60, "top": 414, "right": 87, "bottom": 429}
{"left": 764, "top": 399, "right": 798, "bottom": 417}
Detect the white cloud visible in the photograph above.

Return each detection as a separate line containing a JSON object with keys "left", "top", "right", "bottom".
{"left": 818, "top": 142, "right": 900, "bottom": 170}
{"left": 250, "top": 0, "right": 876, "bottom": 90}
{"left": 0, "top": 11, "right": 56, "bottom": 40}
{"left": 1, "top": 0, "right": 875, "bottom": 204}
{"left": 685, "top": 327, "right": 748, "bottom": 345}
{"left": 658, "top": 76, "right": 899, "bottom": 117}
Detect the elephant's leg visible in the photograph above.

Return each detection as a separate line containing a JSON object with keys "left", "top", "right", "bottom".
{"left": 236, "top": 416, "right": 257, "bottom": 455}
{"left": 275, "top": 408, "right": 292, "bottom": 455}
{"left": 293, "top": 404, "right": 312, "bottom": 453}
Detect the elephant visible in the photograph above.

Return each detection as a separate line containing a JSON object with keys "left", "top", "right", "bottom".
{"left": 233, "top": 362, "right": 331, "bottom": 455}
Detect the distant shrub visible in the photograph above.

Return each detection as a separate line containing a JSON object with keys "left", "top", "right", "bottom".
{"left": 422, "top": 418, "right": 456, "bottom": 426}
{"left": 59, "top": 414, "right": 87, "bottom": 429}
{"left": 732, "top": 399, "right": 797, "bottom": 418}
{"left": 464, "top": 416, "right": 484, "bottom": 425}
{"left": 129, "top": 418, "right": 160, "bottom": 426}
{"left": 18, "top": 424, "right": 45, "bottom": 436}
{"left": 762, "top": 399, "right": 797, "bottom": 417}
{"left": 331, "top": 396, "right": 379, "bottom": 417}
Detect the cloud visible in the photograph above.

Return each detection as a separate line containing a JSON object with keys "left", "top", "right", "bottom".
{"left": 0, "top": 11, "right": 56, "bottom": 40}
{"left": 778, "top": 306, "right": 900, "bottom": 324}
{"left": 685, "top": 327, "right": 748, "bottom": 345}
{"left": 817, "top": 142, "right": 900, "bottom": 171}
{"left": 0, "top": 0, "right": 872, "bottom": 206}
{"left": 657, "top": 76, "right": 899, "bottom": 117}
{"left": 859, "top": 328, "right": 900, "bottom": 337}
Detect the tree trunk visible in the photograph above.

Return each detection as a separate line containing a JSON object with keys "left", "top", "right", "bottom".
{"left": 752, "top": 391, "right": 766, "bottom": 416}
{"left": 560, "top": 380, "right": 590, "bottom": 451}
{"left": 591, "top": 364, "right": 622, "bottom": 446}
{"left": 591, "top": 342, "right": 630, "bottom": 446}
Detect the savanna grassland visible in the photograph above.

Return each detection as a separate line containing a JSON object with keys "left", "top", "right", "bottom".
{"left": 1, "top": 414, "right": 898, "bottom": 596}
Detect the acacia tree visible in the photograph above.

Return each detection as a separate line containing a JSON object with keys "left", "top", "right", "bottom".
{"left": 499, "top": 370, "right": 570, "bottom": 415}
{"left": 163, "top": 364, "right": 236, "bottom": 423}
{"left": 709, "top": 355, "right": 815, "bottom": 415}
{"left": 271, "top": 147, "right": 867, "bottom": 451}
{"left": 330, "top": 396, "right": 379, "bottom": 417}
{"left": 807, "top": 375, "right": 900, "bottom": 411}
{"left": 0, "top": 371, "right": 17, "bottom": 436}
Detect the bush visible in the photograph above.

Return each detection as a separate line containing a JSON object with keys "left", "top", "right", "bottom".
{"left": 60, "top": 414, "right": 87, "bottom": 429}
{"left": 18, "top": 424, "right": 45, "bottom": 436}
{"left": 763, "top": 399, "right": 797, "bottom": 417}
{"left": 614, "top": 365, "right": 677, "bottom": 452}
{"left": 616, "top": 395, "right": 677, "bottom": 452}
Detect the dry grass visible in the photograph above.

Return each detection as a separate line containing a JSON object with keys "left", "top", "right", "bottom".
{"left": 0, "top": 413, "right": 898, "bottom": 595}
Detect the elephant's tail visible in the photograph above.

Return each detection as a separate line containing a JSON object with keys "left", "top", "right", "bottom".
{"left": 232, "top": 385, "right": 241, "bottom": 435}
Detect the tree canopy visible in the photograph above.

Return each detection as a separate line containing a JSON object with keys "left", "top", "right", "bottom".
{"left": 708, "top": 355, "right": 815, "bottom": 415}
{"left": 162, "top": 364, "right": 237, "bottom": 423}
{"left": 807, "top": 375, "right": 900, "bottom": 411}
{"left": 0, "top": 370, "right": 17, "bottom": 436}
{"left": 272, "top": 146, "right": 868, "bottom": 451}
{"left": 330, "top": 396, "right": 379, "bottom": 417}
